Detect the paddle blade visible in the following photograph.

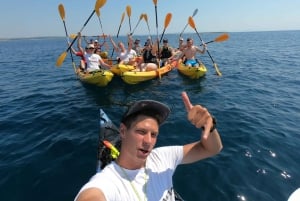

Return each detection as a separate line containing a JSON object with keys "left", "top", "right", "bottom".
{"left": 95, "top": 0, "right": 107, "bottom": 11}
{"left": 56, "top": 52, "right": 67, "bottom": 67}
{"left": 164, "top": 13, "right": 172, "bottom": 28}
{"left": 214, "top": 33, "right": 229, "bottom": 42}
{"left": 188, "top": 16, "right": 196, "bottom": 29}
{"left": 126, "top": 5, "right": 131, "bottom": 17}
{"left": 139, "top": 13, "right": 144, "bottom": 20}
{"left": 213, "top": 63, "right": 222, "bottom": 76}
{"left": 120, "top": 12, "right": 125, "bottom": 24}
{"left": 192, "top": 8, "right": 198, "bottom": 17}
{"left": 143, "top": 14, "right": 148, "bottom": 22}
{"left": 95, "top": 8, "right": 100, "bottom": 17}
{"left": 58, "top": 4, "right": 65, "bottom": 20}
{"left": 69, "top": 34, "right": 77, "bottom": 39}
{"left": 153, "top": 0, "right": 158, "bottom": 6}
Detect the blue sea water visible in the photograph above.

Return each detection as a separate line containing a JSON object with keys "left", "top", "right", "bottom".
{"left": 0, "top": 30, "right": 300, "bottom": 201}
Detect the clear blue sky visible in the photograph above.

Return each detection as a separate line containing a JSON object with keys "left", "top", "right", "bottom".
{"left": 1, "top": 0, "right": 299, "bottom": 39}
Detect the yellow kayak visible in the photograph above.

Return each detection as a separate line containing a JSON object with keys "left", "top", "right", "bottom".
{"left": 110, "top": 64, "right": 135, "bottom": 76}
{"left": 76, "top": 68, "right": 114, "bottom": 87}
{"left": 177, "top": 62, "right": 207, "bottom": 79}
{"left": 121, "top": 61, "right": 176, "bottom": 85}
{"left": 110, "top": 57, "right": 142, "bottom": 75}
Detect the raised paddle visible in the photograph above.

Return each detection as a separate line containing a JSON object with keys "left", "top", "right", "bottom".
{"left": 56, "top": 0, "right": 106, "bottom": 67}
{"left": 110, "top": 12, "right": 125, "bottom": 58}
{"left": 152, "top": 0, "right": 159, "bottom": 50}
{"left": 130, "top": 14, "right": 144, "bottom": 35}
{"left": 188, "top": 16, "right": 222, "bottom": 76}
{"left": 159, "top": 13, "right": 172, "bottom": 43}
{"left": 179, "top": 8, "right": 198, "bottom": 37}
{"left": 58, "top": 4, "right": 76, "bottom": 72}
{"left": 199, "top": 33, "right": 229, "bottom": 46}
{"left": 95, "top": 8, "right": 105, "bottom": 36}
{"left": 126, "top": 5, "right": 132, "bottom": 33}
{"left": 152, "top": 0, "right": 162, "bottom": 79}
{"left": 143, "top": 14, "right": 152, "bottom": 42}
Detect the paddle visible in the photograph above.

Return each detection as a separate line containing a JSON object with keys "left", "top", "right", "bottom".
{"left": 143, "top": 14, "right": 152, "bottom": 42}
{"left": 188, "top": 16, "right": 222, "bottom": 76}
{"left": 153, "top": 0, "right": 159, "bottom": 50}
{"left": 199, "top": 33, "right": 229, "bottom": 46}
{"left": 95, "top": 7, "right": 105, "bottom": 36}
{"left": 179, "top": 8, "right": 198, "bottom": 37}
{"left": 58, "top": 4, "right": 76, "bottom": 72}
{"left": 126, "top": 5, "right": 132, "bottom": 33}
{"left": 152, "top": 0, "right": 161, "bottom": 79}
{"left": 130, "top": 14, "right": 144, "bottom": 35}
{"left": 159, "top": 13, "right": 172, "bottom": 43}
{"left": 110, "top": 12, "right": 125, "bottom": 58}
{"left": 56, "top": 0, "right": 106, "bottom": 67}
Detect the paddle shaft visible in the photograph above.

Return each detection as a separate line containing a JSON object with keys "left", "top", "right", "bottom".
{"left": 154, "top": 4, "right": 160, "bottom": 60}
{"left": 65, "top": 10, "right": 96, "bottom": 53}
{"left": 58, "top": 4, "right": 77, "bottom": 72}
{"left": 194, "top": 28, "right": 222, "bottom": 76}
{"left": 62, "top": 21, "right": 75, "bottom": 62}
{"left": 131, "top": 17, "right": 142, "bottom": 35}
{"left": 111, "top": 13, "right": 125, "bottom": 57}
{"left": 180, "top": 8, "right": 198, "bottom": 37}
{"left": 143, "top": 14, "right": 152, "bottom": 40}
{"left": 194, "top": 28, "right": 216, "bottom": 63}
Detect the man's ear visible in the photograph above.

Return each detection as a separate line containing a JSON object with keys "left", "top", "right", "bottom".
{"left": 120, "top": 123, "right": 126, "bottom": 138}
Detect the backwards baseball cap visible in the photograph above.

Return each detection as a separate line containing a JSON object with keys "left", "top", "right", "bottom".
{"left": 121, "top": 100, "right": 170, "bottom": 125}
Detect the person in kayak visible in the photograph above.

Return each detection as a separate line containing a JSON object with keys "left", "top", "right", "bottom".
{"left": 74, "top": 91, "right": 223, "bottom": 201}
{"left": 172, "top": 37, "right": 207, "bottom": 67}
{"left": 77, "top": 32, "right": 111, "bottom": 73}
{"left": 137, "top": 41, "right": 158, "bottom": 71}
{"left": 159, "top": 38, "right": 174, "bottom": 66}
{"left": 109, "top": 34, "right": 137, "bottom": 66}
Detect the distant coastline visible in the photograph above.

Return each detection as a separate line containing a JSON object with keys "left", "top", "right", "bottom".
{"left": 1, "top": 29, "right": 299, "bottom": 40}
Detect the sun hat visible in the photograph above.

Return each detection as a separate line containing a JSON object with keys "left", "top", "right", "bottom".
{"left": 121, "top": 100, "right": 170, "bottom": 125}
{"left": 87, "top": 43, "right": 95, "bottom": 49}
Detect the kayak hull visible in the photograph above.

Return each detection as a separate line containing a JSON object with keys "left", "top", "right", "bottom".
{"left": 177, "top": 62, "right": 207, "bottom": 79}
{"left": 121, "top": 61, "right": 176, "bottom": 84}
{"left": 76, "top": 68, "right": 114, "bottom": 87}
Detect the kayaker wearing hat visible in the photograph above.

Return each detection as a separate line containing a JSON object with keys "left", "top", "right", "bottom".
{"left": 75, "top": 91, "right": 223, "bottom": 201}
{"left": 77, "top": 32, "right": 111, "bottom": 73}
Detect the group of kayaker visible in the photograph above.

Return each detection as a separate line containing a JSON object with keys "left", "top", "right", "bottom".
{"left": 70, "top": 31, "right": 208, "bottom": 74}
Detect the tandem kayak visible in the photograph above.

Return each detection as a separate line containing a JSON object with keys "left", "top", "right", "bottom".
{"left": 177, "top": 61, "right": 207, "bottom": 79}
{"left": 97, "top": 109, "right": 184, "bottom": 201}
{"left": 76, "top": 68, "right": 114, "bottom": 87}
{"left": 121, "top": 61, "right": 177, "bottom": 84}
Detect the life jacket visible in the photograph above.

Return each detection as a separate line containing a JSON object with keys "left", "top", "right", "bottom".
{"left": 143, "top": 50, "right": 157, "bottom": 63}
{"left": 160, "top": 47, "right": 172, "bottom": 59}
